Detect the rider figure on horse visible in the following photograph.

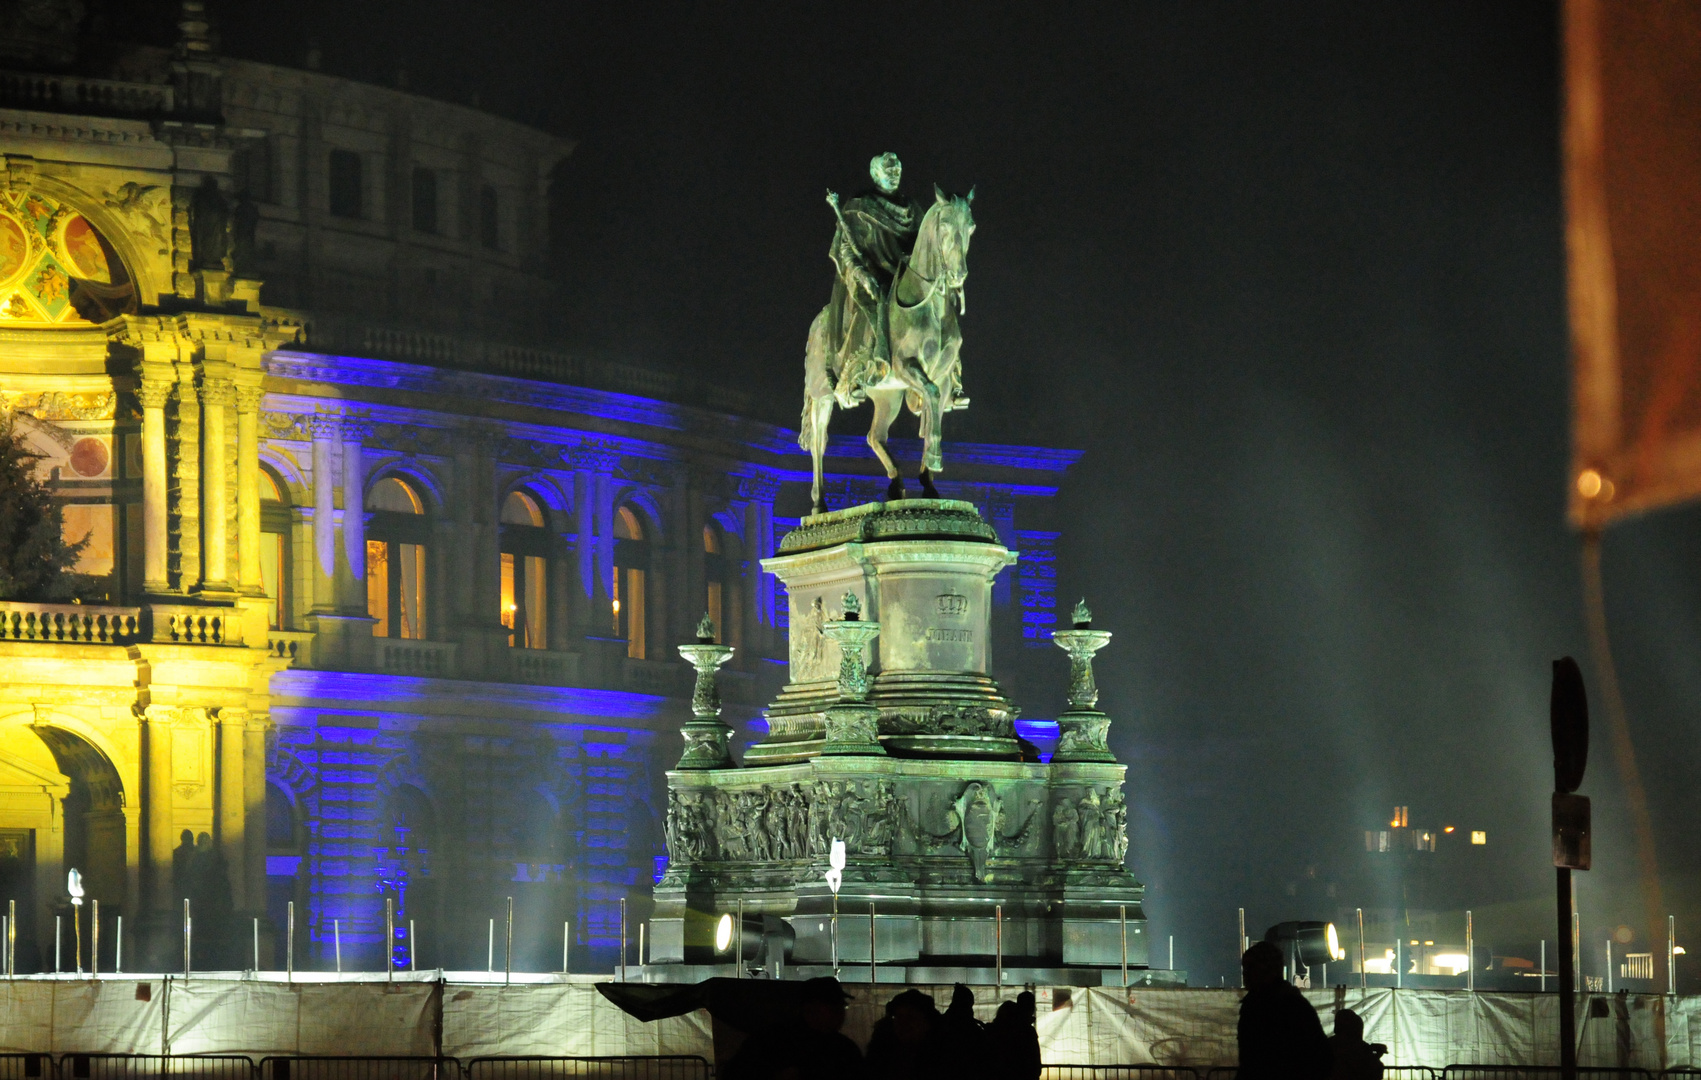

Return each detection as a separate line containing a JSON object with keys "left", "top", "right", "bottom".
{"left": 824, "top": 152, "right": 919, "bottom": 408}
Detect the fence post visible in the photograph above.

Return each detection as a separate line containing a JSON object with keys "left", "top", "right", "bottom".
{"left": 286, "top": 901, "right": 294, "bottom": 983}
{"left": 994, "top": 904, "right": 1002, "bottom": 988}
{"left": 183, "top": 899, "right": 191, "bottom": 977}
{"left": 1120, "top": 905, "right": 1128, "bottom": 988}
{"left": 869, "top": 902, "right": 877, "bottom": 986}
{"left": 1669, "top": 916, "right": 1677, "bottom": 995}
{"left": 1238, "top": 908, "right": 1246, "bottom": 987}
{"left": 1466, "top": 910, "right": 1474, "bottom": 992}
{"left": 1357, "top": 908, "right": 1366, "bottom": 990}
{"left": 387, "top": 898, "right": 395, "bottom": 982}
{"left": 505, "top": 896, "right": 514, "bottom": 986}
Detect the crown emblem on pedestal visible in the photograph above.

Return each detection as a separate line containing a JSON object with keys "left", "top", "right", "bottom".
{"left": 934, "top": 592, "right": 969, "bottom": 618}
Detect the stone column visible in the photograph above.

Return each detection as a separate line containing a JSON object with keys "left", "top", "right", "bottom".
{"left": 199, "top": 378, "right": 234, "bottom": 592}
{"left": 243, "top": 715, "right": 268, "bottom": 915}
{"left": 141, "top": 705, "right": 176, "bottom": 914}
{"left": 174, "top": 377, "right": 202, "bottom": 589}
{"left": 595, "top": 473, "right": 615, "bottom": 620}
{"left": 310, "top": 415, "right": 338, "bottom": 611}
{"left": 236, "top": 386, "right": 264, "bottom": 593}
{"left": 572, "top": 466, "right": 595, "bottom": 632}
{"left": 139, "top": 379, "right": 173, "bottom": 593}
{"left": 215, "top": 707, "right": 249, "bottom": 909}
{"left": 341, "top": 420, "right": 368, "bottom": 612}
{"left": 739, "top": 473, "right": 781, "bottom": 650}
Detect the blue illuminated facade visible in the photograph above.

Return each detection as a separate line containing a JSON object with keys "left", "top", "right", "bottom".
{"left": 255, "top": 349, "right": 1080, "bottom": 971}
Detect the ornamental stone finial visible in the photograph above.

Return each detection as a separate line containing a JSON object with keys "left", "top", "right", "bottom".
{"left": 1051, "top": 599, "right": 1114, "bottom": 763}
{"left": 676, "top": 630, "right": 736, "bottom": 769}
{"left": 819, "top": 592, "right": 883, "bottom": 755}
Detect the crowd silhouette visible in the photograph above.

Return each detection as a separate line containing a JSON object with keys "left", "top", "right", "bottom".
{"left": 720, "top": 944, "right": 1385, "bottom": 1080}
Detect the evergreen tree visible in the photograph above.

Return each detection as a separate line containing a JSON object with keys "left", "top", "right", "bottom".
{"left": 0, "top": 414, "right": 89, "bottom": 601}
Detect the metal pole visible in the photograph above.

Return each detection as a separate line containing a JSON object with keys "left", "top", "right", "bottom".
{"left": 253, "top": 917, "right": 259, "bottom": 972}
{"left": 1238, "top": 907, "right": 1246, "bottom": 987}
{"left": 1, "top": 917, "right": 6, "bottom": 979}
{"left": 6, "top": 899, "right": 13, "bottom": 977}
{"left": 1466, "top": 910, "right": 1474, "bottom": 992}
{"left": 1542, "top": 940, "right": 1547, "bottom": 992}
{"left": 831, "top": 893, "right": 839, "bottom": 976}
{"left": 386, "top": 898, "right": 395, "bottom": 981}
{"left": 623, "top": 897, "right": 631, "bottom": 983}
{"left": 1670, "top": 916, "right": 1677, "bottom": 995}
{"left": 334, "top": 919, "right": 341, "bottom": 973}
{"left": 563, "top": 921, "right": 570, "bottom": 976}
{"left": 1120, "top": 905, "right": 1128, "bottom": 988}
{"left": 639, "top": 923, "right": 646, "bottom": 970}
{"left": 731, "top": 899, "right": 740, "bottom": 980}
{"left": 183, "top": 898, "right": 191, "bottom": 976}
{"left": 994, "top": 904, "right": 1002, "bottom": 988}
{"left": 1169, "top": 934, "right": 1174, "bottom": 970}
{"left": 1559, "top": 866, "right": 1577, "bottom": 1080}
{"left": 487, "top": 919, "right": 494, "bottom": 972}
{"left": 115, "top": 914, "right": 122, "bottom": 975}
{"left": 506, "top": 897, "right": 514, "bottom": 985}
{"left": 1395, "top": 936, "right": 1402, "bottom": 990}
{"left": 286, "top": 901, "right": 294, "bottom": 983}
{"left": 1606, "top": 937, "right": 1613, "bottom": 993}
{"left": 1357, "top": 908, "right": 1366, "bottom": 989}
{"left": 73, "top": 901, "right": 82, "bottom": 976}
{"left": 55, "top": 915, "right": 61, "bottom": 973}
{"left": 92, "top": 900, "right": 99, "bottom": 977}
{"left": 869, "top": 901, "right": 877, "bottom": 986}
{"left": 409, "top": 919, "right": 416, "bottom": 972}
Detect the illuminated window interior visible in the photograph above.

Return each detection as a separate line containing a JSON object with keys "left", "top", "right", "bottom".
{"left": 259, "top": 465, "right": 289, "bottom": 630}
{"left": 367, "top": 477, "right": 427, "bottom": 639}
{"left": 613, "top": 505, "right": 645, "bottom": 659}
{"left": 499, "top": 491, "right": 549, "bottom": 649}
{"left": 1471, "top": 831, "right": 1487, "bottom": 845}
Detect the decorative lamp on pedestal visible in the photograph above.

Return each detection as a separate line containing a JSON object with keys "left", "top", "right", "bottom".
{"left": 1051, "top": 598, "right": 1115, "bottom": 763}
{"left": 819, "top": 592, "right": 884, "bottom": 755}
{"left": 676, "top": 613, "right": 736, "bottom": 769}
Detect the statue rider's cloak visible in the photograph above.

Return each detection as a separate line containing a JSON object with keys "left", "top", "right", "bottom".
{"left": 825, "top": 190, "right": 919, "bottom": 383}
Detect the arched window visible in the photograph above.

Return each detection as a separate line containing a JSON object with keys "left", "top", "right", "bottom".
{"left": 259, "top": 466, "right": 291, "bottom": 630}
{"left": 379, "top": 785, "right": 437, "bottom": 970}
{"left": 613, "top": 505, "right": 646, "bottom": 660}
{"left": 367, "top": 477, "right": 428, "bottom": 639}
{"left": 499, "top": 490, "right": 549, "bottom": 650}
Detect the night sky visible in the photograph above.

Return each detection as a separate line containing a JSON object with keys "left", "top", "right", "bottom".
{"left": 183, "top": 0, "right": 1701, "bottom": 983}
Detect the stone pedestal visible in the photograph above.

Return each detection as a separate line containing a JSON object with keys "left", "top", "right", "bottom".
{"left": 753, "top": 500, "right": 1019, "bottom": 763}
{"left": 649, "top": 500, "right": 1148, "bottom": 982}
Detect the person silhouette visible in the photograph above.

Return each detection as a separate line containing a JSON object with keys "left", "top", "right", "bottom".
{"left": 1327, "top": 1008, "right": 1385, "bottom": 1080}
{"left": 1238, "top": 941, "right": 1332, "bottom": 1080}
{"left": 866, "top": 988, "right": 943, "bottom": 1080}
{"left": 987, "top": 990, "right": 1042, "bottom": 1080}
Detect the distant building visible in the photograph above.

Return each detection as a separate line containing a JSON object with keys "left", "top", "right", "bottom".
{"left": 0, "top": 8, "right": 1078, "bottom": 972}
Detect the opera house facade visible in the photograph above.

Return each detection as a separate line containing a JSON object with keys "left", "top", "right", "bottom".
{"left": 0, "top": 11, "right": 1077, "bottom": 972}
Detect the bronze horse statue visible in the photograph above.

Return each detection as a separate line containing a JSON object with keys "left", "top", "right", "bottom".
{"left": 801, "top": 187, "right": 975, "bottom": 513}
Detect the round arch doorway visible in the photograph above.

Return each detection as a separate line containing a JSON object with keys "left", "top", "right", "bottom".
{"left": 0, "top": 721, "right": 127, "bottom": 973}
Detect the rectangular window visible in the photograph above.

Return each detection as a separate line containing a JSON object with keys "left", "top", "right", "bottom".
{"left": 412, "top": 166, "right": 438, "bottom": 234}
{"left": 479, "top": 185, "right": 500, "bottom": 250}
{"left": 625, "top": 568, "right": 645, "bottom": 659}
{"left": 234, "top": 138, "right": 274, "bottom": 204}
{"left": 367, "top": 539, "right": 389, "bottom": 637}
{"left": 501, "top": 552, "right": 517, "bottom": 645}
{"left": 398, "top": 542, "right": 425, "bottom": 639}
{"left": 524, "top": 554, "right": 546, "bottom": 649}
{"left": 370, "top": 539, "right": 425, "bottom": 638}
{"left": 260, "top": 532, "right": 284, "bottom": 629}
{"left": 328, "top": 149, "right": 363, "bottom": 219}
{"left": 706, "top": 581, "right": 722, "bottom": 643}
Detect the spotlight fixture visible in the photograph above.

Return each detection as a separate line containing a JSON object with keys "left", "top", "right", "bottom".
{"left": 1264, "top": 920, "right": 1345, "bottom": 981}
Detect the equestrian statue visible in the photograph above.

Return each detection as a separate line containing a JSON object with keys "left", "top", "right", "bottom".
{"left": 801, "top": 152, "right": 975, "bottom": 513}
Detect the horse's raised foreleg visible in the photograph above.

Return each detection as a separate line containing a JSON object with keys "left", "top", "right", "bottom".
{"left": 867, "top": 389, "right": 904, "bottom": 501}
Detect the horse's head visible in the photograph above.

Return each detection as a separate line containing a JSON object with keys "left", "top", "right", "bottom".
{"left": 917, "top": 184, "right": 975, "bottom": 313}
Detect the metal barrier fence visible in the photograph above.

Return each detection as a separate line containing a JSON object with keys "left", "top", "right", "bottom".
{"left": 466, "top": 1057, "right": 713, "bottom": 1080}
{"left": 58, "top": 1058, "right": 257, "bottom": 1080}
{"left": 261, "top": 1059, "right": 454, "bottom": 1080}
{"left": 0, "top": 1057, "right": 48, "bottom": 1080}
{"left": 1041, "top": 1068, "right": 1210, "bottom": 1080}
{"left": 1443, "top": 1068, "right": 1658, "bottom": 1080}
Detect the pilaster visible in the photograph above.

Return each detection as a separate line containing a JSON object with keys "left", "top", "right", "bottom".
{"left": 138, "top": 376, "right": 173, "bottom": 594}
{"left": 235, "top": 384, "right": 263, "bottom": 594}
{"left": 214, "top": 707, "right": 248, "bottom": 909}
{"left": 196, "top": 376, "right": 235, "bottom": 595}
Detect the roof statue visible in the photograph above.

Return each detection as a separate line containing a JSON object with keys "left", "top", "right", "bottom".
{"left": 799, "top": 152, "right": 976, "bottom": 512}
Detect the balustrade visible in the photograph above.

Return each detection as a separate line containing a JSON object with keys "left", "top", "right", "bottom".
{"left": 0, "top": 602, "right": 142, "bottom": 643}
{"left": 373, "top": 638, "right": 458, "bottom": 678}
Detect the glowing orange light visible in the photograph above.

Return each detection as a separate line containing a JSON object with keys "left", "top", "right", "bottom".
{"left": 1444, "top": 826, "right": 1455, "bottom": 833}
{"left": 1578, "top": 469, "right": 1603, "bottom": 498}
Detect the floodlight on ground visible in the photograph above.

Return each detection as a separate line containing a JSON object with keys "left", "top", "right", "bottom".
{"left": 1264, "top": 920, "right": 1345, "bottom": 976}
{"left": 715, "top": 913, "right": 734, "bottom": 953}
